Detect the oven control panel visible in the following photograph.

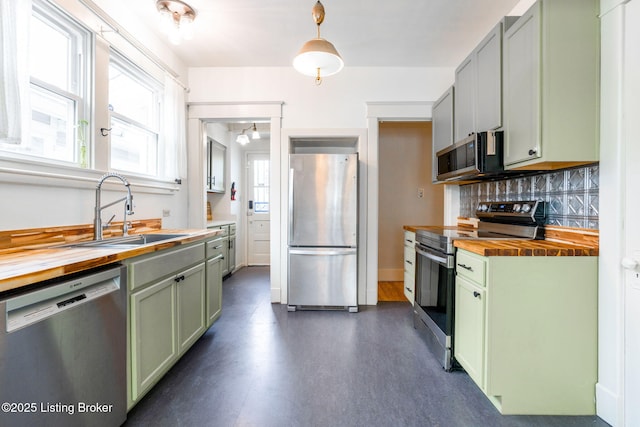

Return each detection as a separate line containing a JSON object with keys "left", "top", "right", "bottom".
{"left": 476, "top": 201, "right": 546, "bottom": 223}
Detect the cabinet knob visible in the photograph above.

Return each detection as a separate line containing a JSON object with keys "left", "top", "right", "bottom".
{"left": 528, "top": 149, "right": 537, "bottom": 156}
{"left": 622, "top": 257, "right": 639, "bottom": 270}
{"left": 473, "top": 291, "right": 481, "bottom": 299}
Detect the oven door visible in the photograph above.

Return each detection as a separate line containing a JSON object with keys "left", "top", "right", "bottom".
{"left": 414, "top": 242, "right": 455, "bottom": 369}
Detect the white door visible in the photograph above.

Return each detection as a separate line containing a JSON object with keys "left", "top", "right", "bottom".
{"left": 247, "top": 153, "right": 270, "bottom": 265}
{"left": 623, "top": 1, "right": 640, "bottom": 425}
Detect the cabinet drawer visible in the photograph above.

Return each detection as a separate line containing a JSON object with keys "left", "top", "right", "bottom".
{"left": 404, "top": 246, "right": 416, "bottom": 272}
{"left": 456, "top": 250, "right": 486, "bottom": 285}
{"left": 403, "top": 230, "right": 416, "bottom": 248}
{"left": 208, "top": 225, "right": 229, "bottom": 237}
{"left": 229, "top": 224, "right": 236, "bottom": 236}
{"left": 129, "top": 244, "right": 205, "bottom": 291}
{"left": 205, "top": 238, "right": 226, "bottom": 259}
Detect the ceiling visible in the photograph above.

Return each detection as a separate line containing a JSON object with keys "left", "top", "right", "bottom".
{"left": 118, "top": 0, "right": 529, "bottom": 69}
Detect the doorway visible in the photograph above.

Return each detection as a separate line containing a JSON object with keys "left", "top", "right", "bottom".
{"left": 246, "top": 152, "right": 271, "bottom": 265}
{"left": 377, "top": 121, "right": 444, "bottom": 301}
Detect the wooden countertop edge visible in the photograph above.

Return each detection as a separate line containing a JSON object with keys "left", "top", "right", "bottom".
{"left": 0, "top": 229, "right": 222, "bottom": 294}
{"left": 453, "top": 239, "right": 599, "bottom": 257}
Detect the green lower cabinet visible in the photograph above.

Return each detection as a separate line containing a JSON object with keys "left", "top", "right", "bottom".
{"left": 206, "top": 256, "right": 223, "bottom": 327}
{"left": 127, "top": 242, "right": 210, "bottom": 410}
{"left": 454, "top": 276, "right": 486, "bottom": 388}
{"left": 454, "top": 249, "right": 598, "bottom": 415}
{"left": 177, "top": 264, "right": 206, "bottom": 354}
{"left": 130, "top": 276, "right": 177, "bottom": 404}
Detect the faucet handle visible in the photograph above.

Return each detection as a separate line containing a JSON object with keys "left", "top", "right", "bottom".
{"left": 103, "top": 214, "right": 116, "bottom": 229}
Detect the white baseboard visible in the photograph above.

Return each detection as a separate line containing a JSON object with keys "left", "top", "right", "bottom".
{"left": 378, "top": 268, "right": 403, "bottom": 282}
{"left": 596, "top": 383, "right": 619, "bottom": 426}
{"left": 271, "top": 287, "right": 281, "bottom": 303}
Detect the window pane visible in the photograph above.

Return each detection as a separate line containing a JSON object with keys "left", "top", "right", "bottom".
{"left": 30, "top": 15, "right": 70, "bottom": 91}
{"left": 110, "top": 117, "right": 158, "bottom": 175}
{"left": 109, "top": 64, "right": 156, "bottom": 128}
{"left": 253, "top": 159, "right": 270, "bottom": 213}
{"left": 28, "top": 85, "right": 76, "bottom": 162}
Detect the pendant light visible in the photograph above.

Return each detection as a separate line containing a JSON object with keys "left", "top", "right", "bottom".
{"left": 293, "top": 1, "right": 344, "bottom": 85}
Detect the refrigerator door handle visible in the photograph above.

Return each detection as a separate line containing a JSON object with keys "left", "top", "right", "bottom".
{"left": 289, "top": 168, "right": 294, "bottom": 243}
{"left": 289, "top": 248, "right": 357, "bottom": 256}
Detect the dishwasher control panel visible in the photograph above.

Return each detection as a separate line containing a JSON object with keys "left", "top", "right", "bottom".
{"left": 5, "top": 267, "right": 121, "bottom": 333}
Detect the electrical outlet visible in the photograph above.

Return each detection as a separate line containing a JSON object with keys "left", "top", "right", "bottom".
{"left": 418, "top": 188, "right": 424, "bottom": 198}
{"left": 162, "top": 209, "right": 171, "bottom": 217}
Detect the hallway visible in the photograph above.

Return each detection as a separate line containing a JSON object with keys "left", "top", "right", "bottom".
{"left": 125, "top": 267, "right": 606, "bottom": 427}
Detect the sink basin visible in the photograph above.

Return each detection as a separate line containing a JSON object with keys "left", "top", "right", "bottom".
{"left": 64, "top": 233, "right": 189, "bottom": 248}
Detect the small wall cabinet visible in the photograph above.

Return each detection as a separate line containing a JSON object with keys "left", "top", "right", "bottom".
{"left": 502, "top": 0, "right": 599, "bottom": 169}
{"left": 207, "top": 137, "right": 226, "bottom": 193}
{"left": 432, "top": 87, "right": 454, "bottom": 182}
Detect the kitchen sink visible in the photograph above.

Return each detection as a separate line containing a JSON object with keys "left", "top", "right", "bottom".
{"left": 63, "top": 233, "right": 190, "bottom": 248}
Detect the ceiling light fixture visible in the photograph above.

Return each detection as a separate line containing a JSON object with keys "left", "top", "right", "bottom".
{"left": 156, "top": 0, "right": 197, "bottom": 45}
{"left": 236, "top": 123, "right": 261, "bottom": 145}
{"left": 293, "top": 1, "right": 344, "bottom": 85}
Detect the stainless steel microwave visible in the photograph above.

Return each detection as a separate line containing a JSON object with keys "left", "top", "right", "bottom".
{"left": 436, "top": 131, "right": 505, "bottom": 181}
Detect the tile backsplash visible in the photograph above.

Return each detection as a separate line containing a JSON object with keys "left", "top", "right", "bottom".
{"left": 459, "top": 164, "right": 599, "bottom": 229}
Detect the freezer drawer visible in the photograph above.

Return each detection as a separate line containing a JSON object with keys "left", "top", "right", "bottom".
{"left": 288, "top": 247, "right": 357, "bottom": 311}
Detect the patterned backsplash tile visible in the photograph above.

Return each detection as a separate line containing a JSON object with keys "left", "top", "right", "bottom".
{"left": 459, "top": 164, "right": 599, "bottom": 229}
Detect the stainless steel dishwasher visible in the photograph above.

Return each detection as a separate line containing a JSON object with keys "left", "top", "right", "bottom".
{"left": 0, "top": 265, "right": 127, "bottom": 427}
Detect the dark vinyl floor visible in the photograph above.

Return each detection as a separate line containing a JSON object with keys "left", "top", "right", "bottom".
{"left": 124, "top": 267, "right": 608, "bottom": 427}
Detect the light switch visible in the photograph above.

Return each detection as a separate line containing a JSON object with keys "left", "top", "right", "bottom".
{"left": 418, "top": 188, "right": 424, "bottom": 198}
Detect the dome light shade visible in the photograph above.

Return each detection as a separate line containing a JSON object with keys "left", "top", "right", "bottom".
{"left": 293, "top": 1, "right": 343, "bottom": 84}
{"left": 293, "top": 39, "right": 344, "bottom": 77}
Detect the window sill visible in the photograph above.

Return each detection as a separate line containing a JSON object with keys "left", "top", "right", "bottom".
{"left": 0, "top": 156, "right": 180, "bottom": 194}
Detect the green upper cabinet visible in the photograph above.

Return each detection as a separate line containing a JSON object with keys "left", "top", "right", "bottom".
{"left": 432, "top": 86, "right": 454, "bottom": 182}
{"left": 454, "top": 54, "right": 476, "bottom": 142}
{"left": 207, "top": 137, "right": 226, "bottom": 193}
{"left": 454, "top": 17, "right": 518, "bottom": 142}
{"left": 503, "top": 0, "right": 599, "bottom": 170}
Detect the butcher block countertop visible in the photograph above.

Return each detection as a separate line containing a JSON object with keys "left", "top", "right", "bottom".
{"left": 453, "top": 239, "right": 598, "bottom": 257}
{"left": 0, "top": 223, "right": 222, "bottom": 294}
{"left": 404, "top": 223, "right": 599, "bottom": 257}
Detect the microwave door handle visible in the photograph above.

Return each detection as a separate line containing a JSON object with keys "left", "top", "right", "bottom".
{"left": 415, "top": 245, "right": 448, "bottom": 265}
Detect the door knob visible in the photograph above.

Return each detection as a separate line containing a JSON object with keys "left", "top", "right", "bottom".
{"left": 622, "top": 257, "right": 639, "bottom": 270}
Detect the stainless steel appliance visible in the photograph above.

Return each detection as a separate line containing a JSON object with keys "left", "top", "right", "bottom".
{"left": 0, "top": 265, "right": 127, "bottom": 427}
{"left": 288, "top": 153, "right": 358, "bottom": 312}
{"left": 437, "top": 131, "right": 505, "bottom": 181}
{"left": 413, "top": 200, "right": 546, "bottom": 370}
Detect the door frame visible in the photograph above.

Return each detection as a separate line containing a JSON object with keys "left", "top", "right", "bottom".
{"left": 245, "top": 151, "right": 270, "bottom": 266}
{"left": 187, "top": 102, "right": 282, "bottom": 302}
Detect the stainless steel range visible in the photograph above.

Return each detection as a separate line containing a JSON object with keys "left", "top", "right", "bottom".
{"left": 412, "top": 200, "right": 546, "bottom": 370}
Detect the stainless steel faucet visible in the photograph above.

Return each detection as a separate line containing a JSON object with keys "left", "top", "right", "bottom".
{"left": 94, "top": 172, "right": 134, "bottom": 240}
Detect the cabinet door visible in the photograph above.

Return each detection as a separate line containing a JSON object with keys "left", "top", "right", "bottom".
{"left": 454, "top": 275, "right": 486, "bottom": 389}
{"left": 503, "top": 3, "right": 541, "bottom": 166}
{"left": 220, "top": 236, "right": 230, "bottom": 276}
{"left": 130, "top": 276, "right": 176, "bottom": 401}
{"left": 432, "top": 87, "right": 454, "bottom": 182}
{"left": 476, "top": 23, "right": 502, "bottom": 131}
{"left": 207, "top": 139, "right": 226, "bottom": 193}
{"left": 176, "top": 263, "right": 206, "bottom": 354}
{"left": 228, "top": 236, "right": 236, "bottom": 273}
{"left": 454, "top": 54, "right": 476, "bottom": 142}
{"left": 206, "top": 256, "right": 223, "bottom": 326}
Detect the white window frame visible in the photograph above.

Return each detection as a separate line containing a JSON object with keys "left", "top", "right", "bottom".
{"left": 108, "top": 51, "right": 163, "bottom": 178}
{"left": 0, "top": 0, "right": 92, "bottom": 168}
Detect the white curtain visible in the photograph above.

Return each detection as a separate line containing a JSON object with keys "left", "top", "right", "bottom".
{"left": 163, "top": 74, "right": 187, "bottom": 181}
{"left": 0, "top": 0, "right": 30, "bottom": 144}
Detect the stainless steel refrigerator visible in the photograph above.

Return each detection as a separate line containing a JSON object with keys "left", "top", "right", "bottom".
{"left": 288, "top": 153, "right": 358, "bottom": 312}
